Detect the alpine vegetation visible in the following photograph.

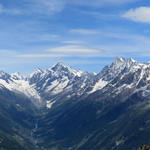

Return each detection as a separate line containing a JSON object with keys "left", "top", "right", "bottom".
{"left": 1, "top": 57, "right": 150, "bottom": 150}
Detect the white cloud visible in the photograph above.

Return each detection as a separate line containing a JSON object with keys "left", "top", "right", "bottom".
{"left": 63, "top": 40, "right": 85, "bottom": 44}
{"left": 46, "top": 45, "right": 101, "bottom": 53}
{"left": 70, "top": 29, "right": 100, "bottom": 35}
{"left": 122, "top": 7, "right": 150, "bottom": 23}
{"left": 29, "top": 0, "right": 66, "bottom": 14}
{"left": 33, "top": 0, "right": 135, "bottom": 13}
{"left": 0, "top": 4, "right": 23, "bottom": 15}
{"left": 0, "top": 0, "right": 135, "bottom": 16}
{"left": 69, "top": 0, "right": 135, "bottom": 7}
{"left": 32, "top": 34, "right": 60, "bottom": 42}
{"left": 16, "top": 45, "right": 102, "bottom": 58}
{"left": 16, "top": 54, "right": 68, "bottom": 58}
{"left": 0, "top": 0, "right": 66, "bottom": 16}
{"left": 4, "top": 9, "right": 23, "bottom": 15}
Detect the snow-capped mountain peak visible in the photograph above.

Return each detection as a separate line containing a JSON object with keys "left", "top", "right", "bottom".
{"left": 0, "top": 70, "right": 9, "bottom": 76}
{"left": 0, "top": 71, "right": 11, "bottom": 82}
{"left": 51, "top": 62, "right": 68, "bottom": 71}
{"left": 29, "top": 68, "right": 44, "bottom": 77}
{"left": 129, "top": 58, "right": 136, "bottom": 63}
{"left": 113, "top": 57, "right": 136, "bottom": 66}
{"left": 11, "top": 72, "right": 24, "bottom": 80}
{"left": 50, "top": 62, "right": 85, "bottom": 77}
{"left": 0, "top": 71, "right": 42, "bottom": 106}
{"left": 52, "top": 62, "right": 67, "bottom": 68}
{"left": 1, "top": 57, "right": 150, "bottom": 109}
{"left": 114, "top": 56, "right": 126, "bottom": 64}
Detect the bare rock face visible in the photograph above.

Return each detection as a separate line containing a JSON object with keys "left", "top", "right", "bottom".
{"left": 138, "top": 145, "right": 150, "bottom": 150}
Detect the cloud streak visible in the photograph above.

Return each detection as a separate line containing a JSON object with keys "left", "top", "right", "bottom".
{"left": 0, "top": 4, "right": 23, "bottom": 15}
{"left": 0, "top": 0, "right": 135, "bottom": 16}
{"left": 28, "top": 0, "right": 66, "bottom": 15}
{"left": 63, "top": 40, "right": 85, "bottom": 44}
{"left": 69, "top": 0, "right": 135, "bottom": 7}
{"left": 122, "top": 7, "right": 150, "bottom": 23}
{"left": 0, "top": 0, "right": 66, "bottom": 16}
{"left": 70, "top": 29, "right": 100, "bottom": 35}
{"left": 46, "top": 45, "right": 101, "bottom": 53}
{"left": 16, "top": 54, "right": 68, "bottom": 58}
{"left": 16, "top": 45, "right": 102, "bottom": 58}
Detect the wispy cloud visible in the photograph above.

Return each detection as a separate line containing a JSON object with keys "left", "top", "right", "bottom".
{"left": 122, "top": 7, "right": 150, "bottom": 23}
{"left": 0, "top": 0, "right": 136, "bottom": 17}
{"left": 13, "top": 30, "right": 150, "bottom": 59}
{"left": 70, "top": 0, "right": 135, "bottom": 7}
{"left": 29, "top": 34, "right": 60, "bottom": 42}
{"left": 0, "top": 4, "right": 23, "bottom": 15}
{"left": 16, "top": 54, "right": 68, "bottom": 58}
{"left": 0, "top": 0, "right": 66, "bottom": 16}
{"left": 63, "top": 40, "right": 85, "bottom": 44}
{"left": 28, "top": 0, "right": 66, "bottom": 15}
{"left": 16, "top": 45, "right": 102, "bottom": 58}
{"left": 46, "top": 45, "right": 101, "bottom": 53}
{"left": 31, "top": 0, "right": 136, "bottom": 14}
{"left": 70, "top": 29, "right": 100, "bottom": 35}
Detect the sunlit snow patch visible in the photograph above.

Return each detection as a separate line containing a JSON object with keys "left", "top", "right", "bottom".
{"left": 90, "top": 79, "right": 108, "bottom": 93}
{"left": 46, "top": 100, "right": 56, "bottom": 109}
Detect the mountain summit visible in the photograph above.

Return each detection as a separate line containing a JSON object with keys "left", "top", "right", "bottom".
{"left": 0, "top": 57, "right": 149, "bottom": 108}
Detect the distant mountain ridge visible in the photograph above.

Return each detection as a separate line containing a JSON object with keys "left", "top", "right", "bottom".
{"left": 0, "top": 57, "right": 150, "bottom": 108}
{"left": 1, "top": 57, "right": 150, "bottom": 150}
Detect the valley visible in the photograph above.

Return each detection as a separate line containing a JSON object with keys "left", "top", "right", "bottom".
{"left": 1, "top": 57, "right": 150, "bottom": 150}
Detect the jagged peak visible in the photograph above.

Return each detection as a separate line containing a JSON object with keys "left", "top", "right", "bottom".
{"left": 11, "top": 72, "right": 22, "bottom": 76}
{"left": 50, "top": 62, "right": 86, "bottom": 77}
{"left": 110, "top": 57, "right": 126, "bottom": 69}
{"left": 11, "top": 72, "right": 24, "bottom": 80}
{"left": 0, "top": 70, "right": 10, "bottom": 77}
{"left": 115, "top": 56, "right": 126, "bottom": 63}
{"left": 112, "top": 57, "right": 138, "bottom": 67}
{"left": 51, "top": 62, "right": 69, "bottom": 70}
{"left": 31, "top": 68, "right": 45, "bottom": 75}
{"left": 36, "top": 68, "right": 44, "bottom": 73}
{"left": 128, "top": 58, "right": 136, "bottom": 63}
{"left": 51, "top": 62, "right": 73, "bottom": 73}
{"left": 0, "top": 70, "right": 7, "bottom": 74}
{"left": 114, "top": 57, "right": 136, "bottom": 64}
{"left": 28, "top": 68, "right": 45, "bottom": 79}
{"left": 55, "top": 62, "right": 66, "bottom": 67}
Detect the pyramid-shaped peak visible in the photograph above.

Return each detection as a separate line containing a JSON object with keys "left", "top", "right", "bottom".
{"left": 36, "top": 68, "right": 44, "bottom": 73}
{"left": 11, "top": 72, "right": 24, "bottom": 80}
{"left": 114, "top": 57, "right": 137, "bottom": 65}
{"left": 53, "top": 62, "right": 67, "bottom": 68}
{"left": 0, "top": 70, "right": 10, "bottom": 77}
{"left": 115, "top": 57, "right": 126, "bottom": 63}
{"left": 0, "top": 70, "right": 6, "bottom": 74}
{"left": 28, "top": 68, "right": 44, "bottom": 79}
{"left": 51, "top": 62, "right": 86, "bottom": 77}
{"left": 51, "top": 62, "right": 69, "bottom": 71}
{"left": 128, "top": 58, "right": 136, "bottom": 63}
{"left": 12, "top": 72, "right": 22, "bottom": 76}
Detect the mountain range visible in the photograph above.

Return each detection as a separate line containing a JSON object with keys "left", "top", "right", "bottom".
{"left": 1, "top": 57, "right": 150, "bottom": 150}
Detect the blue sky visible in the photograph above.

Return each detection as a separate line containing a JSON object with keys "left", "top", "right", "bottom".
{"left": 0, "top": 0, "right": 150, "bottom": 74}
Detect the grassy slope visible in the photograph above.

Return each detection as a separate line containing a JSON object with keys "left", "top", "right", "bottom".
{"left": 0, "top": 88, "right": 39, "bottom": 150}
{"left": 1, "top": 88, "right": 150, "bottom": 150}
{"left": 35, "top": 92, "right": 150, "bottom": 150}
